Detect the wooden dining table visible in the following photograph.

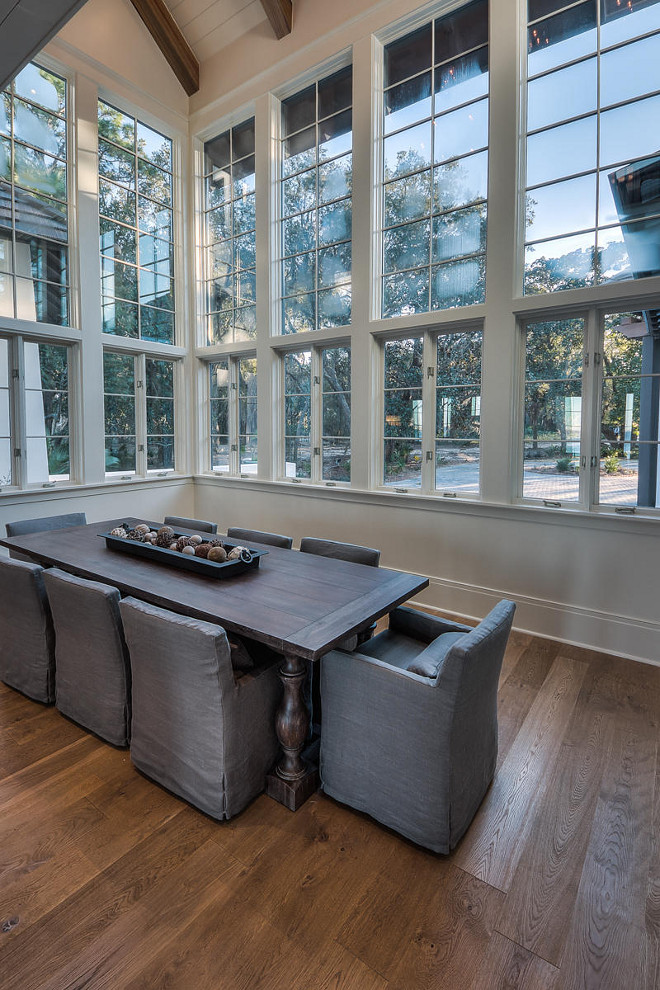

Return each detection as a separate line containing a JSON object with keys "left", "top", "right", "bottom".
{"left": 1, "top": 517, "right": 429, "bottom": 809}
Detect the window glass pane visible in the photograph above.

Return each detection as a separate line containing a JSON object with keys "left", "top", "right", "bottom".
{"left": 0, "top": 338, "right": 10, "bottom": 486}
{"left": 527, "top": 2, "right": 597, "bottom": 77}
{"left": 1, "top": 63, "right": 69, "bottom": 325}
{"left": 523, "top": 319, "right": 584, "bottom": 500}
{"left": 526, "top": 174, "right": 596, "bottom": 242}
{"left": 284, "top": 351, "right": 311, "bottom": 478}
{"left": 527, "top": 59, "right": 597, "bottom": 132}
{"left": 435, "top": 331, "right": 481, "bottom": 493}
{"left": 322, "top": 346, "right": 350, "bottom": 482}
{"left": 146, "top": 358, "right": 175, "bottom": 471}
{"left": 384, "top": 24, "right": 432, "bottom": 89}
{"left": 23, "top": 342, "right": 69, "bottom": 482}
{"left": 104, "top": 351, "right": 135, "bottom": 474}
{"left": 203, "top": 118, "right": 256, "bottom": 345}
{"left": 99, "top": 100, "right": 174, "bottom": 342}
{"left": 527, "top": 117, "right": 597, "bottom": 187}
{"left": 382, "top": 7, "right": 489, "bottom": 319}
{"left": 383, "top": 340, "right": 423, "bottom": 486}
{"left": 599, "top": 309, "right": 660, "bottom": 507}
{"left": 280, "top": 71, "right": 352, "bottom": 333}
{"left": 600, "top": 95, "right": 660, "bottom": 168}
{"left": 600, "top": 0, "right": 660, "bottom": 47}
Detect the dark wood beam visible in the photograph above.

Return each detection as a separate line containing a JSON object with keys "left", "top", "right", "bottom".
{"left": 260, "top": 0, "right": 292, "bottom": 39}
{"left": 130, "top": 0, "right": 199, "bottom": 96}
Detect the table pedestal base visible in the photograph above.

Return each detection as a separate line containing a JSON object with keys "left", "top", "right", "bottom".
{"left": 266, "top": 651, "right": 319, "bottom": 811}
{"left": 265, "top": 764, "right": 319, "bottom": 811}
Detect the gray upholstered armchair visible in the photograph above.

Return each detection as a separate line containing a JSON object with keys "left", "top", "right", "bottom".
{"left": 320, "top": 600, "right": 516, "bottom": 853}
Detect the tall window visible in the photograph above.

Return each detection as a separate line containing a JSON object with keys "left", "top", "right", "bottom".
{"left": 103, "top": 351, "right": 176, "bottom": 477}
{"left": 280, "top": 66, "right": 353, "bottom": 333}
{"left": 209, "top": 356, "right": 257, "bottom": 475}
{"left": 384, "top": 330, "right": 482, "bottom": 493}
{"left": 0, "top": 63, "right": 69, "bottom": 325}
{"left": 524, "top": 0, "right": 660, "bottom": 293}
{"left": 283, "top": 346, "right": 351, "bottom": 481}
{"left": 203, "top": 119, "right": 256, "bottom": 344}
{"left": 0, "top": 337, "right": 71, "bottom": 488}
{"left": 381, "top": 1, "right": 488, "bottom": 317}
{"left": 98, "top": 100, "right": 175, "bottom": 343}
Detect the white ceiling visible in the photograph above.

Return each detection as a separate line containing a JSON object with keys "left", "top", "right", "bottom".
{"left": 163, "top": 0, "right": 269, "bottom": 63}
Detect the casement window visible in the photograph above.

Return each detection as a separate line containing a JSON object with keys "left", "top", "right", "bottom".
{"left": 521, "top": 303, "right": 660, "bottom": 510}
{"left": 383, "top": 330, "right": 482, "bottom": 494}
{"left": 98, "top": 100, "right": 175, "bottom": 344}
{"left": 280, "top": 66, "right": 353, "bottom": 333}
{"left": 0, "top": 63, "right": 69, "bottom": 326}
{"left": 103, "top": 351, "right": 176, "bottom": 477}
{"left": 0, "top": 336, "right": 71, "bottom": 489}
{"left": 283, "top": 345, "right": 351, "bottom": 482}
{"left": 380, "top": 0, "right": 488, "bottom": 318}
{"left": 524, "top": 0, "right": 660, "bottom": 293}
{"left": 209, "top": 355, "right": 257, "bottom": 475}
{"left": 203, "top": 119, "right": 256, "bottom": 345}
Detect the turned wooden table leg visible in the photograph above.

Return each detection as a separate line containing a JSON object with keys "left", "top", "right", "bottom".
{"left": 266, "top": 652, "right": 319, "bottom": 810}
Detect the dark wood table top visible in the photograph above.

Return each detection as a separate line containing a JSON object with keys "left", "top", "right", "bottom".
{"left": 1, "top": 518, "right": 429, "bottom": 660}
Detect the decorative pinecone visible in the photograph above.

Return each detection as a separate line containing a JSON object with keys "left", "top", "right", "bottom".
{"left": 194, "top": 543, "right": 211, "bottom": 558}
{"left": 209, "top": 539, "right": 225, "bottom": 548}
{"left": 176, "top": 536, "right": 192, "bottom": 551}
{"left": 126, "top": 528, "right": 144, "bottom": 541}
{"left": 156, "top": 526, "right": 175, "bottom": 547}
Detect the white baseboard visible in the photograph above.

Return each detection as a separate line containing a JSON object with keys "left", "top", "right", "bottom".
{"left": 413, "top": 576, "right": 660, "bottom": 668}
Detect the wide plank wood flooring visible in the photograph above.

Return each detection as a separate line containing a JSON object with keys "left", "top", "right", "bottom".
{"left": 0, "top": 630, "right": 658, "bottom": 989}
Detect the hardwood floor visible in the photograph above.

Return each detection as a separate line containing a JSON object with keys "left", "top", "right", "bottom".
{"left": 0, "top": 631, "right": 658, "bottom": 989}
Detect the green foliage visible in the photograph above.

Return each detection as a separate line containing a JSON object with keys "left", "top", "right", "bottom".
{"left": 555, "top": 456, "right": 576, "bottom": 473}
{"left": 604, "top": 453, "right": 620, "bottom": 474}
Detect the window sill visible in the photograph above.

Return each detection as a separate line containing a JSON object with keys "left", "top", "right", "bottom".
{"left": 194, "top": 473, "right": 660, "bottom": 534}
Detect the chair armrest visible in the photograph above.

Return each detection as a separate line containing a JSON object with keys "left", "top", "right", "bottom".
{"left": 389, "top": 606, "right": 473, "bottom": 643}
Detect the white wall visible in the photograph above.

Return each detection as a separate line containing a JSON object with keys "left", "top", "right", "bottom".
{"left": 195, "top": 478, "right": 660, "bottom": 665}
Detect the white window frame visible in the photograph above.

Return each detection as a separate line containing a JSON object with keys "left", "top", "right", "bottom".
{"left": 103, "top": 347, "right": 180, "bottom": 480}
{"left": 203, "top": 350, "right": 258, "bottom": 478}
{"left": 375, "top": 323, "right": 483, "bottom": 497}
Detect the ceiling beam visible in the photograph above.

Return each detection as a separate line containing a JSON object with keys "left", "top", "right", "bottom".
{"left": 130, "top": 0, "right": 199, "bottom": 96}
{"left": 260, "top": 0, "right": 292, "bottom": 39}
{"left": 0, "top": 0, "right": 90, "bottom": 91}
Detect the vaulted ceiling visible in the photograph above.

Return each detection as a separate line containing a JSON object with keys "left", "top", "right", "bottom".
{"left": 162, "top": 0, "right": 291, "bottom": 62}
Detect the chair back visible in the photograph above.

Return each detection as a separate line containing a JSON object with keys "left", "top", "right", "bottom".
{"left": 6, "top": 512, "right": 87, "bottom": 561}
{"left": 439, "top": 600, "right": 516, "bottom": 828}
{"left": 0, "top": 557, "right": 55, "bottom": 702}
{"left": 119, "top": 597, "right": 236, "bottom": 818}
{"left": 43, "top": 568, "right": 131, "bottom": 745}
{"left": 300, "top": 537, "right": 380, "bottom": 567}
{"left": 163, "top": 515, "right": 217, "bottom": 534}
{"left": 227, "top": 527, "right": 293, "bottom": 549}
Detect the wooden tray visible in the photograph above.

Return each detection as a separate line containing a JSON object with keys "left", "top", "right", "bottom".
{"left": 99, "top": 529, "right": 268, "bottom": 578}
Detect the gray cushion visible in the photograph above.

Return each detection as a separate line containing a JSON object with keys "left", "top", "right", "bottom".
{"left": 406, "top": 631, "right": 467, "bottom": 678}
{"left": 43, "top": 568, "right": 131, "bottom": 746}
{"left": 0, "top": 557, "right": 55, "bottom": 702}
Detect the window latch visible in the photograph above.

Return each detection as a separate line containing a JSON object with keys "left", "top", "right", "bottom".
{"left": 314, "top": 375, "right": 320, "bottom": 386}
{"left": 543, "top": 499, "right": 561, "bottom": 508}
{"left": 231, "top": 444, "right": 237, "bottom": 451}
{"left": 427, "top": 366, "right": 435, "bottom": 378}
{"left": 11, "top": 368, "right": 19, "bottom": 379}
{"left": 138, "top": 444, "right": 144, "bottom": 452}
{"left": 13, "top": 448, "right": 21, "bottom": 458}
{"left": 313, "top": 446, "right": 320, "bottom": 456}
{"left": 425, "top": 450, "right": 433, "bottom": 462}
{"left": 136, "top": 380, "right": 143, "bottom": 388}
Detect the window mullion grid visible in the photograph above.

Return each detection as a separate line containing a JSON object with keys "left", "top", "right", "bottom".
{"left": 135, "top": 353, "right": 147, "bottom": 476}
{"left": 421, "top": 331, "right": 435, "bottom": 492}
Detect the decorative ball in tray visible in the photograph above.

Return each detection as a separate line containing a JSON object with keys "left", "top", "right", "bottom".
{"left": 100, "top": 523, "right": 267, "bottom": 578}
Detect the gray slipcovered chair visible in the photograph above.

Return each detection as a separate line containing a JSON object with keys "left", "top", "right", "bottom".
{"left": 163, "top": 515, "right": 217, "bottom": 534}
{"left": 320, "top": 600, "right": 516, "bottom": 854}
{"left": 43, "top": 568, "right": 131, "bottom": 746}
{"left": 0, "top": 557, "right": 55, "bottom": 702}
{"left": 301, "top": 537, "right": 381, "bottom": 649}
{"left": 227, "top": 526, "right": 293, "bottom": 550}
{"left": 118, "top": 597, "right": 281, "bottom": 820}
{"left": 299, "top": 537, "right": 380, "bottom": 567}
{"left": 6, "top": 511, "right": 87, "bottom": 561}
